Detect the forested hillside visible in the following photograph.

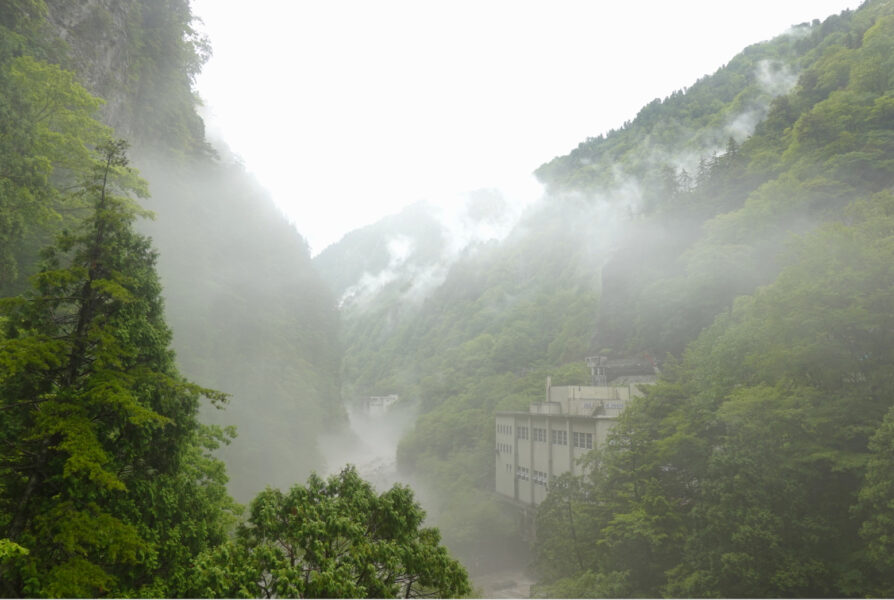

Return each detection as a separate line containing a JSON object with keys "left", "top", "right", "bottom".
{"left": 0, "top": 0, "right": 344, "bottom": 500}
{"left": 0, "top": 1, "right": 471, "bottom": 596}
{"left": 4, "top": 0, "right": 894, "bottom": 596}
{"left": 324, "top": 0, "right": 894, "bottom": 592}
{"left": 531, "top": 1, "right": 894, "bottom": 596}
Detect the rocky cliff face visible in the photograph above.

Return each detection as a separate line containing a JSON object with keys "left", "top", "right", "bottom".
{"left": 44, "top": 0, "right": 140, "bottom": 140}
{"left": 44, "top": 0, "right": 209, "bottom": 154}
{"left": 39, "top": 0, "right": 346, "bottom": 499}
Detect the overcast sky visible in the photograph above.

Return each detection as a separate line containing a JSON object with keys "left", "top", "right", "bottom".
{"left": 191, "top": 0, "right": 863, "bottom": 255}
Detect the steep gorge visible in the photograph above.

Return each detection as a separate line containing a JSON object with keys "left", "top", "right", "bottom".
{"left": 37, "top": 0, "right": 346, "bottom": 500}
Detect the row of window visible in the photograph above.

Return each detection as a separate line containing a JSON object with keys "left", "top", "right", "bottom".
{"left": 573, "top": 432, "right": 594, "bottom": 449}
{"left": 505, "top": 422, "right": 593, "bottom": 449}
{"left": 514, "top": 467, "right": 551, "bottom": 486}
{"left": 496, "top": 442, "right": 513, "bottom": 453}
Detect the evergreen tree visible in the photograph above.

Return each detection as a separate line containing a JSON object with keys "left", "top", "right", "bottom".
{"left": 0, "top": 139, "right": 234, "bottom": 596}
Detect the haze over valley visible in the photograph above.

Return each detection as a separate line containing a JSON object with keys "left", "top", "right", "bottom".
{"left": 2, "top": 1, "right": 894, "bottom": 598}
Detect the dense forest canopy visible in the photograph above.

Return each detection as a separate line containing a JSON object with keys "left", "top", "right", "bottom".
{"left": 3, "top": 0, "right": 894, "bottom": 597}
{"left": 319, "top": 0, "right": 894, "bottom": 595}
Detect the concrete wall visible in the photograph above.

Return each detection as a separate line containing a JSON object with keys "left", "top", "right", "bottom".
{"left": 495, "top": 380, "right": 654, "bottom": 507}
{"left": 496, "top": 410, "right": 644, "bottom": 504}
{"left": 495, "top": 415, "right": 516, "bottom": 500}
{"left": 496, "top": 412, "right": 615, "bottom": 506}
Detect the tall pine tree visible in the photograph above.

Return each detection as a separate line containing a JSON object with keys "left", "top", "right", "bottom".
{"left": 0, "top": 140, "right": 235, "bottom": 597}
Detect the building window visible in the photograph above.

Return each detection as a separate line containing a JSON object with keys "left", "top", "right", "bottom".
{"left": 551, "top": 430, "right": 567, "bottom": 446}
{"left": 496, "top": 442, "right": 513, "bottom": 454}
{"left": 516, "top": 466, "right": 529, "bottom": 481}
{"left": 573, "top": 432, "right": 593, "bottom": 450}
{"left": 517, "top": 426, "right": 529, "bottom": 440}
{"left": 533, "top": 470, "right": 548, "bottom": 486}
{"left": 533, "top": 427, "right": 547, "bottom": 443}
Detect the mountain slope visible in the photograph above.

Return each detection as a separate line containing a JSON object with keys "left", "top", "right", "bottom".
{"left": 322, "top": 0, "right": 894, "bottom": 575}
{"left": 5, "top": 0, "right": 345, "bottom": 501}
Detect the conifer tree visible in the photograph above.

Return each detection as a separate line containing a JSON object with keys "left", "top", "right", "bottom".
{"left": 0, "top": 139, "right": 234, "bottom": 597}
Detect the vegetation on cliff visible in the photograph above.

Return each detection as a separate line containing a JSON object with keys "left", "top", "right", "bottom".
{"left": 323, "top": 2, "right": 894, "bottom": 593}
{"left": 0, "top": 1, "right": 466, "bottom": 596}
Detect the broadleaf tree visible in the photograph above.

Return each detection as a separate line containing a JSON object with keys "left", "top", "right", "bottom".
{"left": 191, "top": 465, "right": 471, "bottom": 599}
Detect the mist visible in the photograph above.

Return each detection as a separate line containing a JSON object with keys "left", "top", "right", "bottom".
{"left": 134, "top": 28, "right": 835, "bottom": 592}
{"left": 133, "top": 139, "right": 343, "bottom": 503}
{"left": 6, "top": 0, "right": 889, "bottom": 596}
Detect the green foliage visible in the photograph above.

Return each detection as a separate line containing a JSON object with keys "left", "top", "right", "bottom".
{"left": 1, "top": 0, "right": 348, "bottom": 595}
{"left": 0, "top": 52, "right": 110, "bottom": 294}
{"left": 533, "top": 190, "right": 894, "bottom": 597}
{"left": 122, "top": 0, "right": 213, "bottom": 154}
{"left": 191, "top": 466, "right": 470, "bottom": 599}
{"left": 531, "top": 569, "right": 631, "bottom": 599}
{"left": 528, "top": 8, "right": 894, "bottom": 593}
{"left": 854, "top": 405, "right": 894, "bottom": 598}
{"left": 322, "top": 196, "right": 601, "bottom": 562}
{"left": 42, "top": 0, "right": 213, "bottom": 155}
{"left": 0, "top": 141, "right": 237, "bottom": 597}
{"left": 533, "top": 473, "right": 602, "bottom": 583}
{"left": 590, "top": 0, "right": 894, "bottom": 358}
{"left": 5, "top": 0, "right": 345, "bottom": 510}
{"left": 316, "top": 2, "right": 894, "bottom": 594}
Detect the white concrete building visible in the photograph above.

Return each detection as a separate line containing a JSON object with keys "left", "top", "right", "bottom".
{"left": 495, "top": 376, "right": 651, "bottom": 506}
{"left": 358, "top": 394, "right": 399, "bottom": 415}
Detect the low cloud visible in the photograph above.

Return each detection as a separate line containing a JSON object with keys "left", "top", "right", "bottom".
{"left": 339, "top": 178, "right": 544, "bottom": 308}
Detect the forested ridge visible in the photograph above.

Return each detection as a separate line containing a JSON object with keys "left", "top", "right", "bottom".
{"left": 529, "top": 2, "right": 894, "bottom": 594}
{"left": 3, "top": 0, "right": 894, "bottom": 597}
{"left": 1, "top": 0, "right": 345, "bottom": 500}
{"left": 0, "top": 0, "right": 468, "bottom": 597}
{"left": 321, "top": 0, "right": 894, "bottom": 595}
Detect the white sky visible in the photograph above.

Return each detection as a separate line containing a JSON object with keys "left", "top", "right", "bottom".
{"left": 191, "top": 0, "right": 864, "bottom": 256}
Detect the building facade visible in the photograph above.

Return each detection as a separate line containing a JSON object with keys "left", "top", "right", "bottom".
{"left": 495, "top": 377, "right": 650, "bottom": 506}
{"left": 358, "top": 394, "right": 399, "bottom": 415}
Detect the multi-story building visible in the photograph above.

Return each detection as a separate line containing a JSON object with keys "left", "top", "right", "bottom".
{"left": 495, "top": 368, "right": 654, "bottom": 507}
{"left": 357, "top": 394, "right": 399, "bottom": 415}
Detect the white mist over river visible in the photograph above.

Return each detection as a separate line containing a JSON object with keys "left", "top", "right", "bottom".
{"left": 318, "top": 403, "right": 417, "bottom": 489}
{"left": 318, "top": 402, "right": 535, "bottom": 598}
